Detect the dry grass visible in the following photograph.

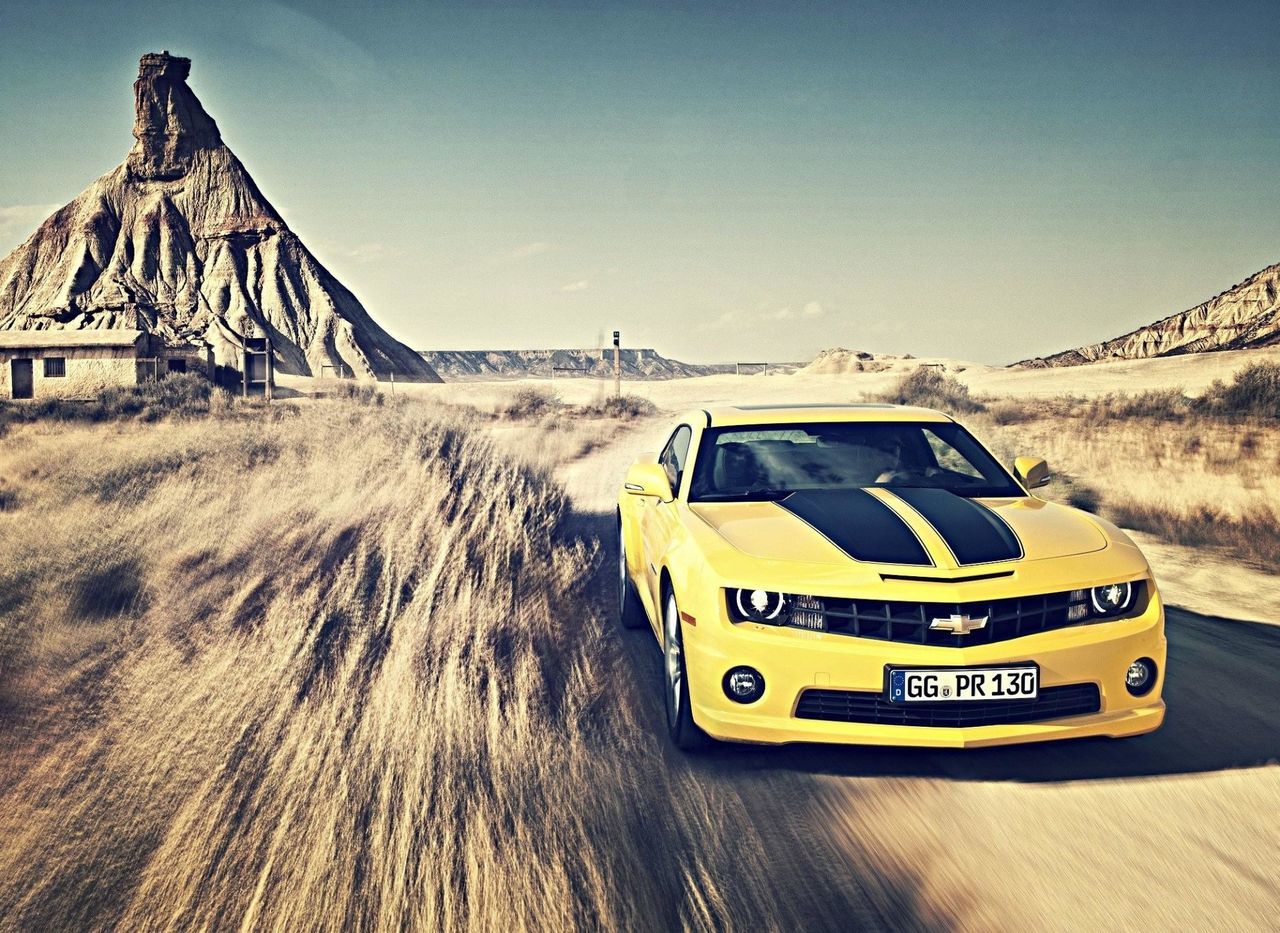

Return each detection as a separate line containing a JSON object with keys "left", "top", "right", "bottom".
{"left": 971, "top": 409, "right": 1280, "bottom": 571}
{"left": 1107, "top": 502, "right": 1280, "bottom": 569}
{"left": 486, "top": 387, "right": 663, "bottom": 471}
{"left": 0, "top": 372, "right": 216, "bottom": 435}
{"left": 0, "top": 399, "right": 887, "bottom": 931}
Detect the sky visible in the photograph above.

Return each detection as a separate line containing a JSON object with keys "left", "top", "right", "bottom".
{"left": 1, "top": 0, "right": 1278, "bottom": 365}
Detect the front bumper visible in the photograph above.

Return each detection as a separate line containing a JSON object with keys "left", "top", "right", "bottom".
{"left": 684, "top": 590, "right": 1167, "bottom": 748}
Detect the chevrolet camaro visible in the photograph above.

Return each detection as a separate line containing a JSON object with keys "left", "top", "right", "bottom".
{"left": 616, "top": 404, "right": 1166, "bottom": 750}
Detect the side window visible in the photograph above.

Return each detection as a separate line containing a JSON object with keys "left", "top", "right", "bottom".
{"left": 659, "top": 425, "right": 693, "bottom": 493}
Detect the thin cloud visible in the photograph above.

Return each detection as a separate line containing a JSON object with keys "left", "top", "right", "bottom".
{"left": 511, "top": 241, "right": 554, "bottom": 260}
{"left": 704, "top": 302, "right": 825, "bottom": 330}
{"left": 348, "top": 242, "right": 397, "bottom": 262}
{"left": 240, "top": 1, "right": 379, "bottom": 88}
{"left": 560, "top": 280, "right": 590, "bottom": 293}
{"left": 700, "top": 309, "right": 742, "bottom": 330}
{"left": 766, "top": 302, "right": 825, "bottom": 322}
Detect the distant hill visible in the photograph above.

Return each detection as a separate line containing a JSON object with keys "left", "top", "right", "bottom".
{"left": 419, "top": 348, "right": 736, "bottom": 381}
{"left": 1019, "top": 262, "right": 1280, "bottom": 368}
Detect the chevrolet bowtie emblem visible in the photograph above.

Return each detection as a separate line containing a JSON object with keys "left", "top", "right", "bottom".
{"left": 930, "top": 613, "right": 989, "bottom": 635}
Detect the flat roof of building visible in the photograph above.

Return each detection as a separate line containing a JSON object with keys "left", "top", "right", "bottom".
{"left": 0, "top": 329, "right": 146, "bottom": 349}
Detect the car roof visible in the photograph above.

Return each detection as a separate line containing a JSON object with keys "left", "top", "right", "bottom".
{"left": 692, "top": 403, "right": 955, "bottom": 427}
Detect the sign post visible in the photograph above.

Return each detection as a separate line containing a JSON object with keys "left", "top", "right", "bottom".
{"left": 612, "top": 330, "right": 621, "bottom": 400}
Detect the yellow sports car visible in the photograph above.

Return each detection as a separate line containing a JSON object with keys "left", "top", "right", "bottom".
{"left": 617, "top": 404, "right": 1166, "bottom": 750}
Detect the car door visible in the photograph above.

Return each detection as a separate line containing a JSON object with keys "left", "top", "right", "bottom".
{"left": 640, "top": 424, "right": 693, "bottom": 606}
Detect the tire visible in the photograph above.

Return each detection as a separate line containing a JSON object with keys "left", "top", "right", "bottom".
{"left": 617, "top": 521, "right": 647, "bottom": 630}
{"left": 662, "top": 589, "right": 711, "bottom": 750}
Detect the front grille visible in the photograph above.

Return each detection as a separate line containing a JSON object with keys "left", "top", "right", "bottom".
{"left": 795, "top": 683, "right": 1102, "bottom": 727}
{"left": 781, "top": 585, "right": 1142, "bottom": 647}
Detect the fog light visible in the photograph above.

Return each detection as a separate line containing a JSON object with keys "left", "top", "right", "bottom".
{"left": 723, "top": 666, "right": 766, "bottom": 704}
{"left": 1125, "top": 658, "right": 1156, "bottom": 696}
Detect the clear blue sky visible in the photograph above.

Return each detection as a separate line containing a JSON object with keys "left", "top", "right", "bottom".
{"left": 1, "top": 0, "right": 1277, "bottom": 364}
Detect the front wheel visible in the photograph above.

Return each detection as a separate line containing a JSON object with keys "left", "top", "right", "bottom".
{"left": 663, "top": 590, "right": 710, "bottom": 750}
{"left": 617, "top": 522, "right": 647, "bottom": 630}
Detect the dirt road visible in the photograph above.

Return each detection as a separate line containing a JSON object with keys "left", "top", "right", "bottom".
{"left": 566, "top": 423, "right": 1280, "bottom": 931}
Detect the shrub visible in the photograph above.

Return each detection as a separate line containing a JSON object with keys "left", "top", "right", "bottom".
{"left": 0, "top": 372, "right": 215, "bottom": 429}
{"left": 576, "top": 395, "right": 659, "bottom": 419}
{"left": 500, "top": 386, "right": 561, "bottom": 419}
{"left": 331, "top": 381, "right": 384, "bottom": 406}
{"left": 985, "top": 400, "right": 1035, "bottom": 425}
{"left": 879, "top": 367, "right": 984, "bottom": 415}
{"left": 1198, "top": 362, "right": 1280, "bottom": 419}
{"left": 1082, "top": 388, "right": 1192, "bottom": 422}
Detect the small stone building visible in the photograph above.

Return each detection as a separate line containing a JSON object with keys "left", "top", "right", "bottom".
{"left": 0, "top": 330, "right": 212, "bottom": 400}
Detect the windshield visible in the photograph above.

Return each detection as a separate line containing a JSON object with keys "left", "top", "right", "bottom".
{"left": 688, "top": 421, "right": 1024, "bottom": 501}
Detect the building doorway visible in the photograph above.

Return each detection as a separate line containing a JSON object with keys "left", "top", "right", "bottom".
{"left": 10, "top": 358, "right": 33, "bottom": 399}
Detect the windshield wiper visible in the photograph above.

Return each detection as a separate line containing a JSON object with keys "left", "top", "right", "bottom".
{"left": 692, "top": 488, "right": 793, "bottom": 502}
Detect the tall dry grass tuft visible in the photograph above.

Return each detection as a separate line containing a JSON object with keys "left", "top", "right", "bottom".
{"left": 879, "top": 367, "right": 984, "bottom": 415}
{"left": 0, "top": 400, "right": 892, "bottom": 931}
{"left": 971, "top": 402, "right": 1280, "bottom": 571}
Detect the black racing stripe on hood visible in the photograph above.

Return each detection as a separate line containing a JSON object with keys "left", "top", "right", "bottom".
{"left": 777, "top": 489, "right": 933, "bottom": 566}
{"left": 888, "top": 487, "right": 1023, "bottom": 565}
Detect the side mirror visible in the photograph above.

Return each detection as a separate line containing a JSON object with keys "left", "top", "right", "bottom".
{"left": 1014, "top": 456, "right": 1051, "bottom": 489}
{"left": 624, "top": 461, "right": 674, "bottom": 500}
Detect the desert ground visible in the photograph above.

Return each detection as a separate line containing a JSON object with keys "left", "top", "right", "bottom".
{"left": 2, "top": 350, "right": 1278, "bottom": 931}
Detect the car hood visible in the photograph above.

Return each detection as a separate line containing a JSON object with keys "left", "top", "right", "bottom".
{"left": 690, "top": 489, "right": 1107, "bottom": 569}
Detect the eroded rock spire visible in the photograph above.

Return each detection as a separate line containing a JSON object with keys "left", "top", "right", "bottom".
{"left": 127, "top": 52, "right": 222, "bottom": 180}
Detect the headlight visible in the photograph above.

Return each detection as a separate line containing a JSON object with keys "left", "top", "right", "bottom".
{"left": 729, "top": 588, "right": 788, "bottom": 623}
{"left": 727, "top": 589, "right": 826, "bottom": 630}
{"left": 1091, "top": 581, "right": 1134, "bottom": 616}
{"left": 1068, "top": 581, "right": 1137, "bottom": 621}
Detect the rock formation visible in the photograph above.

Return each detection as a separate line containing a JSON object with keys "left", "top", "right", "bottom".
{"left": 418, "top": 347, "right": 732, "bottom": 380}
{"left": 1019, "top": 262, "right": 1280, "bottom": 368}
{"left": 800, "top": 347, "right": 883, "bottom": 375}
{"left": 0, "top": 52, "right": 440, "bottom": 382}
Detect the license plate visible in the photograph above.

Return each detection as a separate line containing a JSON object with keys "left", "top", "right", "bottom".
{"left": 888, "top": 666, "right": 1038, "bottom": 703}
